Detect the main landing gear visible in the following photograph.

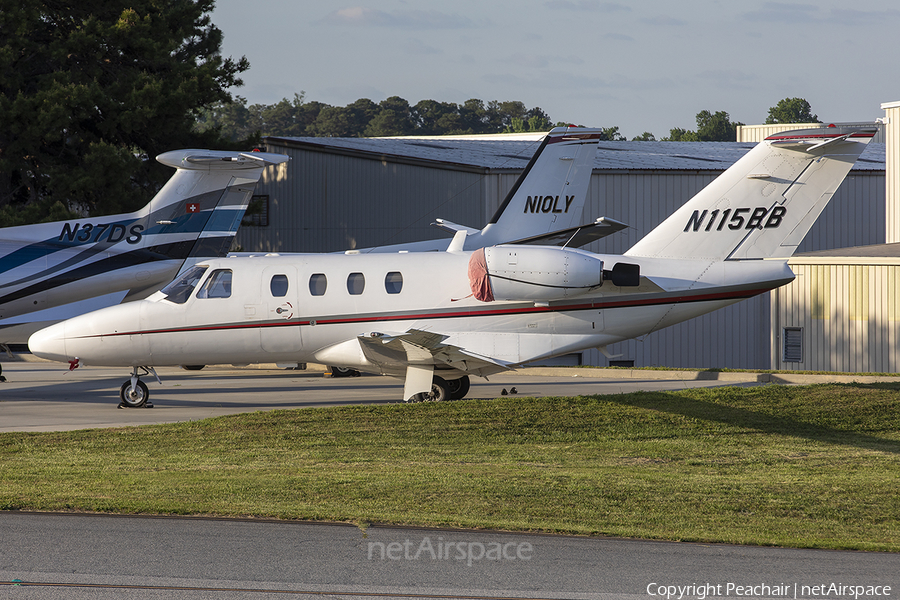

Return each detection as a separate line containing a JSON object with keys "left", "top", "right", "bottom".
{"left": 410, "top": 375, "right": 471, "bottom": 402}
{"left": 119, "top": 366, "right": 159, "bottom": 408}
{"left": 330, "top": 365, "right": 361, "bottom": 378}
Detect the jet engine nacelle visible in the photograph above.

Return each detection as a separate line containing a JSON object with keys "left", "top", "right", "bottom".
{"left": 469, "top": 246, "right": 604, "bottom": 302}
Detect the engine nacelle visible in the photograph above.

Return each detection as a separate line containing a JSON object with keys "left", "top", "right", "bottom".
{"left": 469, "top": 246, "right": 604, "bottom": 302}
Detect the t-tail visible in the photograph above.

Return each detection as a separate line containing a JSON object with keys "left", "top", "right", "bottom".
{"left": 432, "top": 127, "right": 615, "bottom": 250}
{"left": 136, "top": 149, "right": 289, "bottom": 261}
{"left": 0, "top": 149, "right": 288, "bottom": 322}
{"left": 624, "top": 126, "right": 877, "bottom": 261}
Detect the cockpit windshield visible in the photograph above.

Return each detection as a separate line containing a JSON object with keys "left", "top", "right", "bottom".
{"left": 160, "top": 265, "right": 208, "bottom": 304}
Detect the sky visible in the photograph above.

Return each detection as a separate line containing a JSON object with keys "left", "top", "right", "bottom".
{"left": 210, "top": 1, "right": 900, "bottom": 139}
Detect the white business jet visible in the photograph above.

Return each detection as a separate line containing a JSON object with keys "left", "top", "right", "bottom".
{"left": 0, "top": 149, "right": 288, "bottom": 380}
{"left": 29, "top": 126, "right": 876, "bottom": 406}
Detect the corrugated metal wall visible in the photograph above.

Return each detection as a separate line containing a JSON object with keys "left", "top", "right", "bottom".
{"left": 237, "top": 143, "right": 493, "bottom": 253}
{"left": 883, "top": 102, "right": 900, "bottom": 243}
{"left": 243, "top": 141, "right": 885, "bottom": 370}
{"left": 773, "top": 261, "right": 900, "bottom": 372}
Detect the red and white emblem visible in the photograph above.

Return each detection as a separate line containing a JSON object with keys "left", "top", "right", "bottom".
{"left": 187, "top": 202, "right": 200, "bottom": 213}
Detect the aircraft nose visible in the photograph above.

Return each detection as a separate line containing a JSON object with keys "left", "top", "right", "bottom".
{"left": 28, "top": 322, "right": 69, "bottom": 362}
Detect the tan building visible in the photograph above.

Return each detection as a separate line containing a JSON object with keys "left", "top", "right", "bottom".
{"left": 774, "top": 246, "right": 900, "bottom": 372}
{"left": 769, "top": 101, "right": 900, "bottom": 373}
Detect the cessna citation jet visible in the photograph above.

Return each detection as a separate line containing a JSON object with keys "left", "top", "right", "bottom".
{"left": 0, "top": 149, "right": 288, "bottom": 380}
{"left": 29, "top": 126, "right": 876, "bottom": 407}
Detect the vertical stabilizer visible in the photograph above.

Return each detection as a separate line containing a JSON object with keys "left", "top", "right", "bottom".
{"left": 624, "top": 126, "right": 876, "bottom": 261}
{"left": 472, "top": 127, "right": 605, "bottom": 247}
{"left": 149, "top": 150, "right": 289, "bottom": 259}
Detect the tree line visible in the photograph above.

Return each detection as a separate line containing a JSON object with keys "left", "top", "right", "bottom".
{"left": 196, "top": 94, "right": 563, "bottom": 140}
{"left": 198, "top": 95, "right": 819, "bottom": 144}
{"left": 1, "top": 1, "right": 822, "bottom": 226}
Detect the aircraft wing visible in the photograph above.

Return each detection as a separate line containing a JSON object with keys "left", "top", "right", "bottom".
{"left": 354, "top": 328, "right": 514, "bottom": 399}
{"left": 506, "top": 217, "right": 629, "bottom": 247}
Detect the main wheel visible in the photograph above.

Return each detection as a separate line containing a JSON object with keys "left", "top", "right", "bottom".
{"left": 120, "top": 380, "right": 149, "bottom": 408}
{"left": 413, "top": 376, "right": 449, "bottom": 403}
{"left": 330, "top": 366, "right": 360, "bottom": 378}
{"left": 445, "top": 376, "right": 470, "bottom": 400}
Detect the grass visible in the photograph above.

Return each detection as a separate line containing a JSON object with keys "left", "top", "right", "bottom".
{"left": 584, "top": 365, "right": 900, "bottom": 376}
{"left": 1, "top": 383, "right": 899, "bottom": 551}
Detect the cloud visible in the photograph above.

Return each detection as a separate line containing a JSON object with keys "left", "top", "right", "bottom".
{"left": 743, "top": 3, "right": 821, "bottom": 24}
{"left": 404, "top": 38, "right": 442, "bottom": 55}
{"left": 696, "top": 69, "right": 757, "bottom": 91}
{"left": 502, "top": 53, "right": 585, "bottom": 69}
{"left": 639, "top": 15, "right": 686, "bottom": 27}
{"left": 605, "top": 32, "right": 634, "bottom": 42}
{"left": 323, "top": 7, "right": 473, "bottom": 29}
{"left": 828, "top": 8, "right": 900, "bottom": 25}
{"left": 544, "top": 1, "right": 631, "bottom": 13}
{"left": 743, "top": 3, "right": 900, "bottom": 26}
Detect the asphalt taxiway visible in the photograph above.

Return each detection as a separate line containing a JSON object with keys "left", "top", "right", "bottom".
{"left": 0, "top": 360, "right": 765, "bottom": 432}
{"left": 1, "top": 512, "right": 896, "bottom": 600}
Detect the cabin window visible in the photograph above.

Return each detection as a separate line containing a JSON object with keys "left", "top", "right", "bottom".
{"left": 347, "top": 272, "right": 365, "bottom": 295}
{"left": 384, "top": 271, "right": 403, "bottom": 294}
{"left": 309, "top": 273, "right": 327, "bottom": 296}
{"left": 270, "top": 274, "right": 289, "bottom": 297}
{"left": 197, "top": 269, "right": 233, "bottom": 299}
{"left": 161, "top": 265, "right": 208, "bottom": 304}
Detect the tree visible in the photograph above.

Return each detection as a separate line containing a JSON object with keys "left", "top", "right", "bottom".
{"left": 364, "top": 96, "right": 415, "bottom": 137}
{"left": 663, "top": 127, "right": 698, "bottom": 142}
{"left": 695, "top": 110, "right": 743, "bottom": 141}
{"left": 663, "top": 110, "right": 743, "bottom": 142}
{"left": 200, "top": 94, "right": 559, "bottom": 139}
{"left": 631, "top": 132, "right": 657, "bottom": 141}
{"left": 766, "top": 97, "right": 819, "bottom": 124}
{"left": 0, "top": 0, "right": 248, "bottom": 225}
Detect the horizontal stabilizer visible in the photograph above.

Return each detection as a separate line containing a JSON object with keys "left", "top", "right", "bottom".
{"left": 157, "top": 149, "right": 289, "bottom": 170}
{"left": 431, "top": 219, "right": 480, "bottom": 236}
{"left": 507, "top": 217, "right": 629, "bottom": 248}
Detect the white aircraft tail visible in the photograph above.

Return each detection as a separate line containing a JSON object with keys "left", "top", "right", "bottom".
{"left": 433, "top": 127, "right": 607, "bottom": 249}
{"left": 141, "top": 149, "right": 289, "bottom": 258}
{"left": 624, "top": 126, "right": 877, "bottom": 261}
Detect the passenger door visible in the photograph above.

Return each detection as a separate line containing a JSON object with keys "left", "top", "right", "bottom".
{"left": 261, "top": 266, "right": 303, "bottom": 353}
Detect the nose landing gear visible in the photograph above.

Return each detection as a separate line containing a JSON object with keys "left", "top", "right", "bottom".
{"left": 118, "top": 366, "right": 160, "bottom": 408}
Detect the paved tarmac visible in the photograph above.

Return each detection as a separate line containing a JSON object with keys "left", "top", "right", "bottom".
{"left": 0, "top": 360, "right": 765, "bottom": 433}
{"left": 2, "top": 361, "right": 897, "bottom": 598}
{"left": 1, "top": 512, "right": 896, "bottom": 600}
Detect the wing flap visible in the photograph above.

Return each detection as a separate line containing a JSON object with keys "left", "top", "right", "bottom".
{"left": 357, "top": 329, "right": 513, "bottom": 376}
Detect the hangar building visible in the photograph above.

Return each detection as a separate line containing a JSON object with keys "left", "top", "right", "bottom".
{"left": 238, "top": 117, "right": 890, "bottom": 371}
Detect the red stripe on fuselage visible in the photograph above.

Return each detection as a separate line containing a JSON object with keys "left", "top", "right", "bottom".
{"left": 77, "top": 284, "right": 773, "bottom": 340}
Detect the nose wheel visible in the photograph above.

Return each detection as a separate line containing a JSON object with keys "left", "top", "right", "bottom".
{"left": 120, "top": 380, "right": 150, "bottom": 408}
{"left": 118, "top": 366, "right": 157, "bottom": 408}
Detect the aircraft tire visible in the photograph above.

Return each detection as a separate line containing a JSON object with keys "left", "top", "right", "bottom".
{"left": 181, "top": 365, "right": 205, "bottom": 371}
{"left": 120, "top": 380, "right": 150, "bottom": 408}
{"left": 445, "top": 375, "right": 470, "bottom": 400}
{"left": 413, "top": 376, "right": 449, "bottom": 403}
{"left": 330, "top": 366, "right": 360, "bottom": 378}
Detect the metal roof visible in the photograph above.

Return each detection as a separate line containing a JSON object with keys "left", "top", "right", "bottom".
{"left": 791, "top": 242, "right": 900, "bottom": 263}
{"left": 265, "top": 135, "right": 885, "bottom": 172}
